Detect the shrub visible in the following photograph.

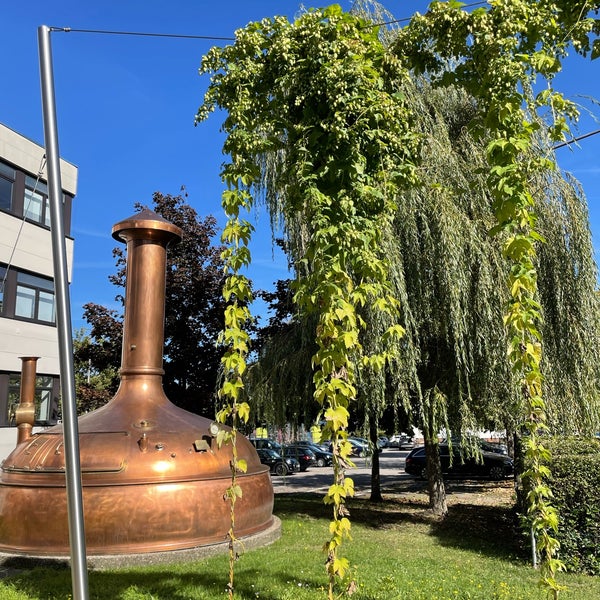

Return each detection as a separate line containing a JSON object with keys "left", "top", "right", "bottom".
{"left": 547, "top": 436, "right": 600, "bottom": 575}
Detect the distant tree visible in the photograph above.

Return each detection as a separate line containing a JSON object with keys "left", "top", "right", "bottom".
{"left": 73, "top": 304, "right": 122, "bottom": 415}
{"left": 76, "top": 191, "right": 227, "bottom": 416}
{"left": 254, "top": 277, "right": 295, "bottom": 349}
{"left": 248, "top": 278, "right": 318, "bottom": 430}
{"left": 76, "top": 304, "right": 123, "bottom": 376}
{"left": 72, "top": 328, "right": 119, "bottom": 414}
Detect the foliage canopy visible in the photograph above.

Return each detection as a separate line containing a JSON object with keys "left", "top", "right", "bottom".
{"left": 196, "top": 1, "right": 600, "bottom": 596}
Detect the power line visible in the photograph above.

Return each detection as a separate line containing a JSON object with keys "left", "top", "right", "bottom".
{"left": 49, "top": 2, "right": 489, "bottom": 43}
{"left": 553, "top": 128, "right": 600, "bottom": 150}
{"left": 367, "top": 0, "right": 488, "bottom": 28}
{"left": 51, "top": 26, "right": 235, "bottom": 42}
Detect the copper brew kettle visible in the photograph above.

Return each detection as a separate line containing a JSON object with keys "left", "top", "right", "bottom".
{"left": 0, "top": 209, "right": 274, "bottom": 556}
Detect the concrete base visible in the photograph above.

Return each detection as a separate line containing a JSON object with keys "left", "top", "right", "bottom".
{"left": 0, "top": 516, "right": 281, "bottom": 572}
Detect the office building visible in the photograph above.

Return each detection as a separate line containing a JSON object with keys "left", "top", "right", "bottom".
{"left": 0, "top": 122, "right": 77, "bottom": 427}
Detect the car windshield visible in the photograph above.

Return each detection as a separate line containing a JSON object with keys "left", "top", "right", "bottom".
{"left": 286, "top": 446, "right": 311, "bottom": 455}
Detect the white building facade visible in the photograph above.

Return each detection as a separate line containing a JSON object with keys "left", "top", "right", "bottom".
{"left": 0, "top": 122, "right": 77, "bottom": 426}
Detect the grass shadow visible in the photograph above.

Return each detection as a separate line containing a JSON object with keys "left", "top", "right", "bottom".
{"left": 274, "top": 481, "right": 524, "bottom": 563}
{"left": 273, "top": 491, "right": 431, "bottom": 528}
{"left": 3, "top": 560, "right": 296, "bottom": 600}
{"left": 429, "top": 501, "right": 523, "bottom": 560}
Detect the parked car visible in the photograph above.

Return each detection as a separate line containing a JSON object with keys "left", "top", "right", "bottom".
{"left": 255, "top": 448, "right": 300, "bottom": 476}
{"left": 293, "top": 441, "right": 334, "bottom": 466}
{"left": 305, "top": 443, "right": 333, "bottom": 467}
{"left": 404, "top": 444, "right": 513, "bottom": 480}
{"left": 444, "top": 436, "right": 508, "bottom": 456}
{"left": 352, "top": 436, "right": 385, "bottom": 451}
{"left": 378, "top": 436, "right": 389, "bottom": 449}
{"left": 347, "top": 437, "right": 370, "bottom": 457}
{"left": 313, "top": 442, "right": 332, "bottom": 453}
{"left": 280, "top": 445, "right": 316, "bottom": 471}
{"left": 387, "top": 433, "right": 413, "bottom": 449}
{"left": 248, "top": 438, "right": 282, "bottom": 452}
{"left": 324, "top": 438, "right": 367, "bottom": 457}
{"left": 479, "top": 440, "right": 508, "bottom": 455}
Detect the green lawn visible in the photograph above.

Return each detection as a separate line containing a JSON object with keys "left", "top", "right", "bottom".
{"left": 1, "top": 486, "right": 598, "bottom": 599}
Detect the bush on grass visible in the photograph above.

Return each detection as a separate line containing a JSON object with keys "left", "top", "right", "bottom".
{"left": 547, "top": 436, "right": 600, "bottom": 575}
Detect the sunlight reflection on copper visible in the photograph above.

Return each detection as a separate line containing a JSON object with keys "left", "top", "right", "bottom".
{"left": 152, "top": 460, "right": 173, "bottom": 474}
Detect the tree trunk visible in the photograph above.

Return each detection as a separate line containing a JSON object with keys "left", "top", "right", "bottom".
{"left": 424, "top": 436, "right": 447, "bottom": 517}
{"left": 369, "top": 418, "right": 383, "bottom": 502}
{"left": 512, "top": 431, "right": 526, "bottom": 514}
{"left": 505, "top": 423, "right": 515, "bottom": 459}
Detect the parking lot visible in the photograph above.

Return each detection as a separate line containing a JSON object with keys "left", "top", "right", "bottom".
{"left": 269, "top": 446, "right": 516, "bottom": 505}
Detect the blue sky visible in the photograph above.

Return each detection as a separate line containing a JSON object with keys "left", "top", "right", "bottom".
{"left": 2, "top": 1, "right": 599, "bottom": 332}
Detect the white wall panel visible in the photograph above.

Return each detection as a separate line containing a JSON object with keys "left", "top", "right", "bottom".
{"left": 0, "top": 213, "right": 74, "bottom": 280}
{"left": 0, "top": 319, "right": 60, "bottom": 374}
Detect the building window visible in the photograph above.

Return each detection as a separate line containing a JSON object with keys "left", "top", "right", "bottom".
{"left": 15, "top": 271, "right": 55, "bottom": 324}
{"left": 0, "top": 161, "right": 15, "bottom": 212}
{"left": 24, "top": 175, "right": 51, "bottom": 227}
{"left": 0, "top": 162, "right": 73, "bottom": 234}
{"left": 24, "top": 188, "right": 51, "bottom": 227}
{"left": 0, "top": 265, "right": 5, "bottom": 314}
{"left": 7, "top": 374, "right": 55, "bottom": 425}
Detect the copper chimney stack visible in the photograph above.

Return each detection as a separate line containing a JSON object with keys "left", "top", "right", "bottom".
{"left": 0, "top": 209, "right": 275, "bottom": 558}
{"left": 15, "top": 357, "right": 39, "bottom": 445}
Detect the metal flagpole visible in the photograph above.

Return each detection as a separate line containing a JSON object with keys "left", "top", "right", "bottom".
{"left": 37, "top": 25, "right": 89, "bottom": 600}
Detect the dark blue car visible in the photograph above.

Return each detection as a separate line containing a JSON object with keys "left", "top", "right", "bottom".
{"left": 405, "top": 444, "right": 513, "bottom": 480}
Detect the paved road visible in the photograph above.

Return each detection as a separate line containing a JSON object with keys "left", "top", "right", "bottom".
{"left": 270, "top": 448, "right": 420, "bottom": 496}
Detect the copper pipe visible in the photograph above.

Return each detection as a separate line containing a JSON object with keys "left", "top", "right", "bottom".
{"left": 112, "top": 209, "right": 182, "bottom": 379}
{"left": 15, "top": 357, "right": 39, "bottom": 445}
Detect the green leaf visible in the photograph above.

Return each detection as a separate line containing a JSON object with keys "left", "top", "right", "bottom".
{"left": 332, "top": 556, "right": 350, "bottom": 578}
{"left": 324, "top": 405, "right": 350, "bottom": 430}
{"left": 216, "top": 428, "right": 229, "bottom": 448}
{"left": 325, "top": 483, "right": 348, "bottom": 504}
{"left": 221, "top": 378, "right": 244, "bottom": 400}
{"left": 237, "top": 402, "right": 251, "bottom": 423}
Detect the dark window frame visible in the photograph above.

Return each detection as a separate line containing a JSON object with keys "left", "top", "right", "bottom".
{"left": 0, "top": 159, "right": 73, "bottom": 235}
{"left": 15, "top": 270, "right": 56, "bottom": 324}
{"left": 0, "top": 160, "right": 15, "bottom": 214}
{"left": 5, "top": 372, "right": 60, "bottom": 426}
{"left": 0, "top": 263, "right": 56, "bottom": 327}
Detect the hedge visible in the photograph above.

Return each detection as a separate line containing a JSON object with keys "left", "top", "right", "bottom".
{"left": 547, "top": 436, "right": 600, "bottom": 575}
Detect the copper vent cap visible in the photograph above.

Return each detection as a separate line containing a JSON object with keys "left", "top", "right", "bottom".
{"left": 0, "top": 209, "right": 275, "bottom": 557}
